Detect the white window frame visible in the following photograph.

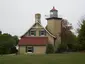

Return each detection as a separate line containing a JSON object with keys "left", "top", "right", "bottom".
{"left": 40, "top": 31, "right": 45, "bottom": 36}
{"left": 30, "top": 31, "right": 36, "bottom": 36}
{"left": 27, "top": 46, "right": 33, "bottom": 53}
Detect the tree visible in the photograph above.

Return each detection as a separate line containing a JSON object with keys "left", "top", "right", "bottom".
{"left": 0, "top": 33, "right": 18, "bottom": 54}
{"left": 13, "top": 35, "right": 19, "bottom": 45}
{"left": 61, "top": 19, "right": 77, "bottom": 52}
{"left": 78, "top": 20, "right": 85, "bottom": 50}
{"left": 0, "top": 31, "right": 2, "bottom": 34}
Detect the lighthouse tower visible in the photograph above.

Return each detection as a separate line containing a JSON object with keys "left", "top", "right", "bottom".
{"left": 46, "top": 7, "right": 62, "bottom": 41}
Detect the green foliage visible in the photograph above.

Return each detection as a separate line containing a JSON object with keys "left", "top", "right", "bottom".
{"left": 78, "top": 20, "right": 85, "bottom": 50}
{"left": 72, "top": 43, "right": 82, "bottom": 51}
{"left": 0, "top": 33, "right": 19, "bottom": 55}
{"left": 13, "top": 35, "right": 19, "bottom": 45}
{"left": 0, "top": 31, "right": 2, "bottom": 34}
{"left": 46, "top": 44, "right": 54, "bottom": 54}
{"left": 61, "top": 19, "right": 77, "bottom": 52}
{"left": 62, "top": 28, "right": 77, "bottom": 44}
{"left": 56, "top": 44, "right": 67, "bottom": 53}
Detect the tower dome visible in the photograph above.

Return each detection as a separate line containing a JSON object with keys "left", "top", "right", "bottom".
{"left": 50, "top": 6, "right": 58, "bottom": 18}
{"left": 50, "top": 6, "right": 57, "bottom": 11}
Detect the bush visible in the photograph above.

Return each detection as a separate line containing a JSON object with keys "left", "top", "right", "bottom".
{"left": 72, "top": 43, "right": 82, "bottom": 52}
{"left": 56, "top": 44, "right": 67, "bottom": 53}
{"left": 0, "top": 33, "right": 18, "bottom": 55}
{"left": 10, "top": 46, "right": 18, "bottom": 54}
{"left": 46, "top": 44, "right": 54, "bottom": 54}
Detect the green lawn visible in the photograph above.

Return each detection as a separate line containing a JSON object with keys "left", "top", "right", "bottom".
{"left": 0, "top": 52, "right": 85, "bottom": 64}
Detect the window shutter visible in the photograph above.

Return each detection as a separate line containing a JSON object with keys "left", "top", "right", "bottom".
{"left": 39, "top": 31, "right": 41, "bottom": 36}
{"left": 44, "top": 30, "right": 46, "bottom": 35}
{"left": 34, "top": 31, "right": 36, "bottom": 36}
{"left": 32, "top": 46, "right": 34, "bottom": 53}
{"left": 29, "top": 31, "right": 30, "bottom": 36}
{"left": 26, "top": 46, "right": 27, "bottom": 52}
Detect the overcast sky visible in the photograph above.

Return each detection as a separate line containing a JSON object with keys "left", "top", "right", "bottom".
{"left": 0, "top": 0, "right": 85, "bottom": 37}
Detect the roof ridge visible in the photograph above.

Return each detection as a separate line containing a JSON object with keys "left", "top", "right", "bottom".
{"left": 21, "top": 22, "right": 56, "bottom": 38}
{"left": 21, "top": 22, "right": 37, "bottom": 37}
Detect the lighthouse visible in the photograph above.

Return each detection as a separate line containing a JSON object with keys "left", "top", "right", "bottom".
{"left": 46, "top": 7, "right": 62, "bottom": 45}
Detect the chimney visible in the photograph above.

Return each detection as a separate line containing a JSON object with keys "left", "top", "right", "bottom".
{"left": 35, "top": 13, "right": 41, "bottom": 23}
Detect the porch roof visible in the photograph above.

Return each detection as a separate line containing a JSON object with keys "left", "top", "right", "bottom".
{"left": 18, "top": 37, "right": 48, "bottom": 46}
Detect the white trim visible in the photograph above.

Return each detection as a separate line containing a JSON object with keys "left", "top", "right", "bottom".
{"left": 21, "top": 22, "right": 56, "bottom": 38}
{"left": 21, "top": 23, "right": 36, "bottom": 37}
{"left": 38, "top": 22, "right": 56, "bottom": 38}
{"left": 27, "top": 52, "right": 32, "bottom": 54}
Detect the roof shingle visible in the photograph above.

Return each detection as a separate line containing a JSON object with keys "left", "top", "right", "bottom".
{"left": 18, "top": 37, "right": 48, "bottom": 46}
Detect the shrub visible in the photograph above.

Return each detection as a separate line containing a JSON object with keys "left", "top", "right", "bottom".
{"left": 56, "top": 44, "right": 67, "bottom": 53}
{"left": 46, "top": 44, "right": 54, "bottom": 54}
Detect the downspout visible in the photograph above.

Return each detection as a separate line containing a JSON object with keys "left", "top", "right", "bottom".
{"left": 54, "top": 37, "right": 57, "bottom": 48}
{"left": 54, "top": 37, "right": 57, "bottom": 47}
{"left": 53, "top": 37, "right": 57, "bottom": 53}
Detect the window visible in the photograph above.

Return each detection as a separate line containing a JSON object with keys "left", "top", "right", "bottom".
{"left": 30, "top": 31, "right": 36, "bottom": 36}
{"left": 39, "top": 30, "right": 46, "bottom": 36}
{"left": 26, "top": 46, "right": 33, "bottom": 53}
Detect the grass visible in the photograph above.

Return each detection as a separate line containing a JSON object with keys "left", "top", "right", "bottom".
{"left": 0, "top": 52, "right": 85, "bottom": 64}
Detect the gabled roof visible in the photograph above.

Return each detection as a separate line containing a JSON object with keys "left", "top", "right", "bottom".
{"left": 21, "top": 23, "right": 38, "bottom": 37}
{"left": 38, "top": 22, "right": 56, "bottom": 38}
{"left": 21, "top": 22, "right": 56, "bottom": 38}
{"left": 18, "top": 37, "right": 48, "bottom": 46}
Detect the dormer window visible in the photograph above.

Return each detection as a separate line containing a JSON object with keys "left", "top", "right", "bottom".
{"left": 39, "top": 30, "right": 46, "bottom": 36}
{"left": 30, "top": 31, "right": 36, "bottom": 36}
